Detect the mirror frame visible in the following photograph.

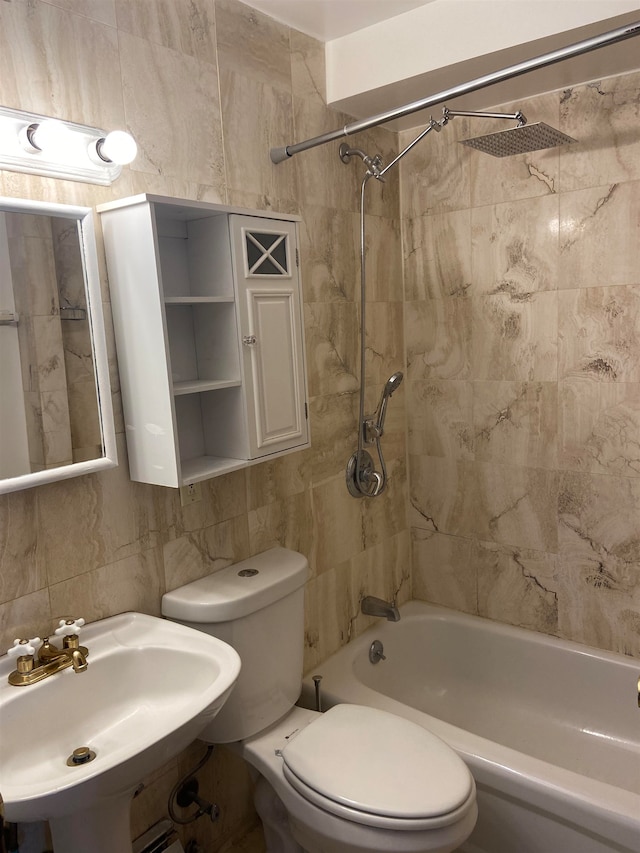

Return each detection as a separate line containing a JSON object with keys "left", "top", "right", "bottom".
{"left": 0, "top": 196, "right": 117, "bottom": 494}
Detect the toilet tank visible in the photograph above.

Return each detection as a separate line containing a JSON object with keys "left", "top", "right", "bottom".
{"left": 162, "top": 547, "right": 309, "bottom": 743}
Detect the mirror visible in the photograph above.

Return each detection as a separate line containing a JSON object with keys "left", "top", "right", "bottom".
{"left": 0, "top": 196, "right": 116, "bottom": 494}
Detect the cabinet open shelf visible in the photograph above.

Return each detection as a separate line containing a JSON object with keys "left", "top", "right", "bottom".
{"left": 173, "top": 378, "right": 241, "bottom": 396}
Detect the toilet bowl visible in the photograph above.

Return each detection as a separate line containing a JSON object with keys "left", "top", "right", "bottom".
{"left": 162, "top": 548, "right": 477, "bottom": 853}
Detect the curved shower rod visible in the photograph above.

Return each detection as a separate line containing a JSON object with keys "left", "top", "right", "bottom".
{"left": 270, "top": 19, "right": 640, "bottom": 164}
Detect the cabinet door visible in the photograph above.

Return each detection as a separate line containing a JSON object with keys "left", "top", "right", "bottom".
{"left": 230, "top": 215, "right": 308, "bottom": 458}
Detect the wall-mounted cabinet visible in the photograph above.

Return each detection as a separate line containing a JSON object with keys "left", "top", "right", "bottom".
{"left": 97, "top": 194, "right": 309, "bottom": 488}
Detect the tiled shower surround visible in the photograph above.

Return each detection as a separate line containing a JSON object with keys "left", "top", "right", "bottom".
{"left": 402, "top": 77, "right": 640, "bottom": 658}
{"left": 0, "top": 1, "right": 637, "bottom": 849}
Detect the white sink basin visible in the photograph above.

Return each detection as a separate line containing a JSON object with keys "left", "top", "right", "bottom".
{"left": 0, "top": 612, "right": 241, "bottom": 852}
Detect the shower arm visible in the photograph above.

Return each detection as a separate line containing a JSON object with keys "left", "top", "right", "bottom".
{"left": 270, "top": 19, "right": 640, "bottom": 164}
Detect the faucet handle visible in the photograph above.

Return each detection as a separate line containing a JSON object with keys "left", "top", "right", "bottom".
{"left": 8, "top": 637, "right": 41, "bottom": 659}
{"left": 54, "top": 618, "right": 85, "bottom": 638}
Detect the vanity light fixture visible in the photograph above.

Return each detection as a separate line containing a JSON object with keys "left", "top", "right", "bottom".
{"left": 0, "top": 105, "right": 137, "bottom": 185}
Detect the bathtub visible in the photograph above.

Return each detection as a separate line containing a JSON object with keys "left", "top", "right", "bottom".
{"left": 301, "top": 601, "right": 640, "bottom": 853}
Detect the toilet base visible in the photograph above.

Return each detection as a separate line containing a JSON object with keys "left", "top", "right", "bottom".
{"left": 254, "top": 775, "right": 305, "bottom": 853}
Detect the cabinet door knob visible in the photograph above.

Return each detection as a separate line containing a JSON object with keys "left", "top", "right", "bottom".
{"left": 243, "top": 335, "right": 257, "bottom": 346}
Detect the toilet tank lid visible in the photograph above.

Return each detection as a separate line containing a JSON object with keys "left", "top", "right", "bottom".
{"left": 161, "top": 547, "right": 309, "bottom": 623}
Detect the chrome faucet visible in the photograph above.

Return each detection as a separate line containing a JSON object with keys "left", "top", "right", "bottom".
{"left": 360, "top": 595, "right": 400, "bottom": 622}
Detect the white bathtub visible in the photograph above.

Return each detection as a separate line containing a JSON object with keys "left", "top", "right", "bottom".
{"left": 301, "top": 601, "right": 640, "bottom": 853}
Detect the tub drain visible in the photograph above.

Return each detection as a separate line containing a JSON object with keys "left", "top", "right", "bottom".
{"left": 66, "top": 746, "right": 96, "bottom": 766}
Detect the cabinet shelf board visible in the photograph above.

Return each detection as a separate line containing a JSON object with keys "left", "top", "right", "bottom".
{"left": 164, "top": 296, "right": 234, "bottom": 304}
{"left": 180, "top": 454, "right": 247, "bottom": 484}
{"left": 173, "top": 378, "right": 241, "bottom": 396}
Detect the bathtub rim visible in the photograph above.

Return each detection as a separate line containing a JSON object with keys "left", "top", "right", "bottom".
{"left": 301, "top": 600, "right": 640, "bottom": 853}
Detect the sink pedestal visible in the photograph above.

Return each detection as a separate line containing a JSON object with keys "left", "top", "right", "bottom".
{"left": 49, "top": 791, "right": 135, "bottom": 853}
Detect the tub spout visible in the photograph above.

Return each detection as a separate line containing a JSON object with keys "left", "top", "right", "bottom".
{"left": 361, "top": 595, "right": 400, "bottom": 621}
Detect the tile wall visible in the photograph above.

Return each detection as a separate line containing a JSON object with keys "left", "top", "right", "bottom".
{"left": 0, "top": 0, "right": 407, "bottom": 848}
{"left": 402, "top": 74, "right": 640, "bottom": 657}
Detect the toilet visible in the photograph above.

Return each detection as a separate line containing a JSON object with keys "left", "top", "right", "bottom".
{"left": 161, "top": 547, "right": 477, "bottom": 853}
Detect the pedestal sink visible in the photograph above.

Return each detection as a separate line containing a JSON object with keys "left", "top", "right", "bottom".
{"left": 0, "top": 612, "right": 241, "bottom": 853}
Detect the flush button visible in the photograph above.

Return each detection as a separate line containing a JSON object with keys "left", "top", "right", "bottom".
{"left": 238, "top": 569, "right": 258, "bottom": 577}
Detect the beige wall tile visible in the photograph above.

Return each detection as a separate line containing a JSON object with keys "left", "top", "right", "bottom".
{"left": 471, "top": 195, "right": 560, "bottom": 296}
{"left": 403, "top": 210, "right": 472, "bottom": 301}
{"left": 476, "top": 540, "right": 559, "bottom": 633}
{"left": 115, "top": 0, "right": 216, "bottom": 60}
{"left": 406, "top": 298, "right": 472, "bottom": 380}
{"left": 559, "top": 377, "right": 640, "bottom": 477}
{"left": 559, "top": 182, "right": 640, "bottom": 289}
{"left": 558, "top": 285, "right": 640, "bottom": 383}
{"left": 290, "top": 28, "right": 326, "bottom": 105}
{"left": 560, "top": 71, "right": 640, "bottom": 191}
{"left": 408, "top": 379, "right": 474, "bottom": 459}
{"left": 412, "top": 529, "right": 477, "bottom": 614}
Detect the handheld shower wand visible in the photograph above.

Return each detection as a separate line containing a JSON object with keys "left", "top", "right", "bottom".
{"left": 346, "top": 371, "right": 403, "bottom": 498}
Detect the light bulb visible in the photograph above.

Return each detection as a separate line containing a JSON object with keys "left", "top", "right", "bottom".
{"left": 28, "top": 119, "right": 72, "bottom": 156}
{"left": 96, "top": 130, "right": 137, "bottom": 166}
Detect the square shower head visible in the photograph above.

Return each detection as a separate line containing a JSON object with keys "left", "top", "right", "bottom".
{"left": 459, "top": 122, "right": 577, "bottom": 157}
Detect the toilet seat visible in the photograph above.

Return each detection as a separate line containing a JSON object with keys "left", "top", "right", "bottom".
{"left": 280, "top": 704, "right": 474, "bottom": 831}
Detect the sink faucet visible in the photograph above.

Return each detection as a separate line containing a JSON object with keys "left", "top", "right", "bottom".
{"left": 7, "top": 618, "right": 89, "bottom": 686}
{"left": 360, "top": 595, "right": 400, "bottom": 622}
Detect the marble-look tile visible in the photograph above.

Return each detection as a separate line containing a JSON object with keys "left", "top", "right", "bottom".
{"left": 364, "top": 301, "right": 404, "bottom": 386}
{"left": 408, "top": 379, "right": 474, "bottom": 459}
{"left": 405, "top": 298, "right": 472, "bottom": 381}
{"left": 163, "top": 515, "right": 250, "bottom": 591}
{"left": 558, "top": 285, "right": 640, "bottom": 383}
{"left": 471, "top": 291, "right": 558, "bottom": 381}
{"left": 220, "top": 69, "right": 298, "bottom": 206}
{"left": 403, "top": 210, "right": 472, "bottom": 301}
{"left": 303, "top": 563, "right": 353, "bottom": 672}
{"left": 409, "top": 456, "right": 558, "bottom": 552}
{"left": 49, "top": 0, "right": 116, "bottom": 27}
{"left": 247, "top": 489, "right": 314, "bottom": 568}
{"left": 559, "top": 71, "right": 640, "bottom": 192}
{"left": 473, "top": 380, "right": 558, "bottom": 469}
{"left": 292, "top": 98, "right": 360, "bottom": 212}
{"left": 559, "top": 376, "right": 640, "bottom": 477}
{"left": 312, "top": 475, "right": 364, "bottom": 574}
{"left": 0, "top": 0, "right": 123, "bottom": 128}
{"left": 469, "top": 92, "right": 561, "bottom": 206}
{"left": 308, "top": 391, "right": 359, "bottom": 486}
{"left": 0, "top": 490, "right": 43, "bottom": 605}
{"left": 364, "top": 214, "right": 403, "bottom": 303}
{"left": 347, "top": 531, "right": 411, "bottom": 639}
{"left": 298, "top": 206, "right": 359, "bottom": 304}
{"left": 476, "top": 540, "right": 559, "bottom": 633}
{"left": 119, "top": 31, "right": 225, "bottom": 191}
{"left": 246, "top": 451, "right": 310, "bottom": 511}
{"left": 557, "top": 471, "right": 640, "bottom": 655}
{"left": 160, "top": 469, "right": 247, "bottom": 540}
{"left": 216, "top": 0, "right": 291, "bottom": 91}
{"left": 290, "top": 29, "right": 325, "bottom": 105}
{"left": 116, "top": 0, "right": 216, "bottom": 61}
{"left": 362, "top": 458, "right": 408, "bottom": 550}
{"left": 399, "top": 115, "right": 471, "bottom": 218}
{"left": 304, "top": 302, "right": 359, "bottom": 397}
{"left": 412, "top": 529, "right": 477, "bottom": 614}
{"left": 471, "top": 195, "right": 559, "bottom": 296}
{"left": 0, "top": 589, "right": 51, "bottom": 657}
{"left": 37, "top": 436, "right": 161, "bottom": 584}
{"left": 559, "top": 182, "right": 640, "bottom": 289}
{"left": 49, "top": 546, "right": 165, "bottom": 622}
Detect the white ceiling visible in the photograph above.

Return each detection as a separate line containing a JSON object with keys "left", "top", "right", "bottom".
{"left": 240, "top": 0, "right": 434, "bottom": 41}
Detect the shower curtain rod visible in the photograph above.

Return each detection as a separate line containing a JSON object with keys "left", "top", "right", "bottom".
{"left": 270, "top": 19, "right": 640, "bottom": 164}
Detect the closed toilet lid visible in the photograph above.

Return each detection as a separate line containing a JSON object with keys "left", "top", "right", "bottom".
{"left": 280, "top": 704, "right": 473, "bottom": 821}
